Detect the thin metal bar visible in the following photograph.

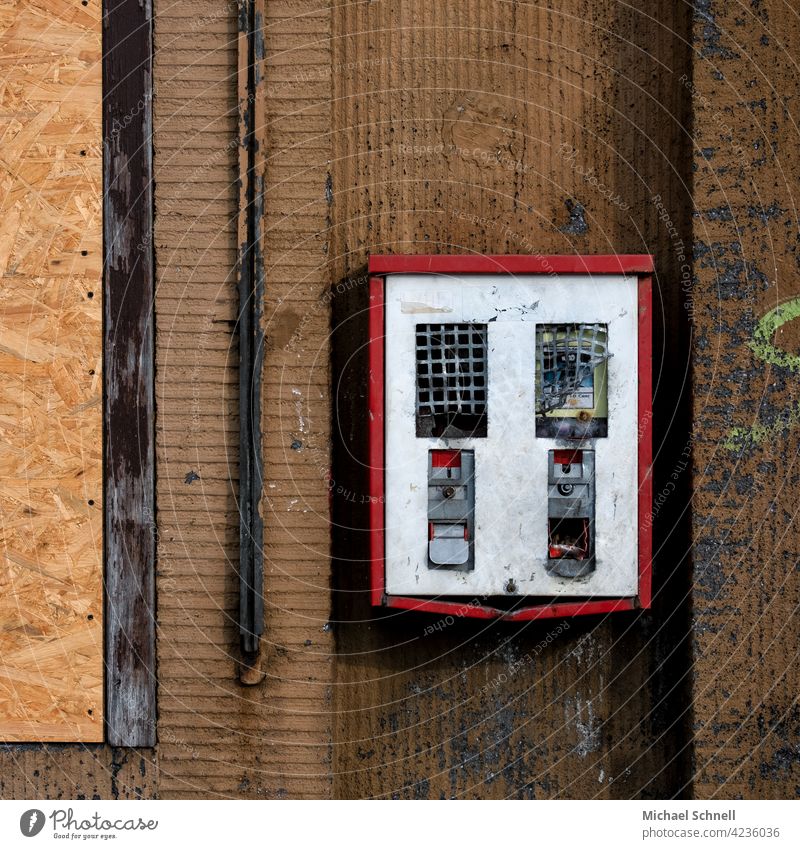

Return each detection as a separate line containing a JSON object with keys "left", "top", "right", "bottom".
{"left": 237, "top": 0, "right": 265, "bottom": 657}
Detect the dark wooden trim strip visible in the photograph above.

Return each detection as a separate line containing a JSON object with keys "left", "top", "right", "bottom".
{"left": 102, "top": 0, "right": 156, "bottom": 747}
{"left": 237, "top": 0, "right": 266, "bottom": 657}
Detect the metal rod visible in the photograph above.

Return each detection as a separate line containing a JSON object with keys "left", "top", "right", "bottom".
{"left": 237, "top": 0, "right": 265, "bottom": 657}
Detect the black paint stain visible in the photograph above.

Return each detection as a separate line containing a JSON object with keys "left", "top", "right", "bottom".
{"left": 558, "top": 199, "right": 588, "bottom": 235}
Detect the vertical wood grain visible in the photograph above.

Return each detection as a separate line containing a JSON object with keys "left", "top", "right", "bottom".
{"left": 103, "top": 0, "right": 156, "bottom": 747}
{"left": 330, "top": 0, "right": 694, "bottom": 799}
{"left": 689, "top": 0, "right": 800, "bottom": 799}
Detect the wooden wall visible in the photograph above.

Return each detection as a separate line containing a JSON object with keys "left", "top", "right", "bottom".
{"left": 689, "top": 0, "right": 800, "bottom": 799}
{"left": 0, "top": 0, "right": 103, "bottom": 742}
{"left": 329, "top": 0, "right": 694, "bottom": 799}
{"left": 0, "top": 0, "right": 798, "bottom": 800}
{"left": 152, "top": 0, "right": 334, "bottom": 797}
{"left": 152, "top": 0, "right": 244, "bottom": 796}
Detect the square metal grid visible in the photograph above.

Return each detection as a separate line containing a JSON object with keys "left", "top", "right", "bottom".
{"left": 416, "top": 324, "right": 487, "bottom": 418}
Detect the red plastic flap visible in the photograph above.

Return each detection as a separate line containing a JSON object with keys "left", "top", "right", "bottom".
{"left": 431, "top": 449, "right": 461, "bottom": 468}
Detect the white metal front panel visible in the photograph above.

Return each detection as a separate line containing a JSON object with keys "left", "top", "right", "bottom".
{"left": 384, "top": 273, "right": 639, "bottom": 598}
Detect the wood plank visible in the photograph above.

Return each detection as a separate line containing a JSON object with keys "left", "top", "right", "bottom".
{"left": 689, "top": 0, "right": 800, "bottom": 799}
{"left": 153, "top": 0, "right": 336, "bottom": 798}
{"left": 103, "top": 0, "right": 156, "bottom": 747}
{"left": 0, "top": 0, "right": 103, "bottom": 742}
{"left": 330, "top": 0, "right": 694, "bottom": 799}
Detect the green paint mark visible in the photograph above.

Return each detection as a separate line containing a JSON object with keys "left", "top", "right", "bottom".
{"left": 724, "top": 403, "right": 800, "bottom": 451}
{"left": 724, "top": 297, "right": 800, "bottom": 451}
{"left": 746, "top": 298, "right": 800, "bottom": 371}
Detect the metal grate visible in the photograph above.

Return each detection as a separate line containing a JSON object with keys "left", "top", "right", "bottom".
{"left": 536, "top": 323, "right": 610, "bottom": 413}
{"left": 416, "top": 324, "right": 487, "bottom": 435}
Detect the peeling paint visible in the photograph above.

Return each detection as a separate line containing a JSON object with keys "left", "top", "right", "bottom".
{"left": 566, "top": 694, "right": 601, "bottom": 758}
{"left": 558, "top": 199, "right": 589, "bottom": 235}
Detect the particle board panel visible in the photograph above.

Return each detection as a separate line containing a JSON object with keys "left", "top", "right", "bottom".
{"left": 689, "top": 1, "right": 800, "bottom": 799}
{"left": 0, "top": 0, "right": 102, "bottom": 741}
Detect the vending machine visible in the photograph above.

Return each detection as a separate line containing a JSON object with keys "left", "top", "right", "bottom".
{"left": 367, "top": 255, "right": 653, "bottom": 620}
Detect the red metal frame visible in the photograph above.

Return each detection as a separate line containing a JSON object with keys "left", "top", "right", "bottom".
{"left": 367, "top": 255, "right": 654, "bottom": 621}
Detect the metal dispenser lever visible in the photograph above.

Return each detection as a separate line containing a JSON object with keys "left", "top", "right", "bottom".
{"left": 547, "top": 449, "right": 595, "bottom": 578}
{"left": 427, "top": 450, "right": 475, "bottom": 570}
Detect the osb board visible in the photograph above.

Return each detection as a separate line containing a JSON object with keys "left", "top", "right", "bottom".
{"left": 0, "top": 0, "right": 102, "bottom": 741}
{"left": 330, "top": 0, "right": 694, "bottom": 798}
{"left": 690, "top": 1, "right": 800, "bottom": 798}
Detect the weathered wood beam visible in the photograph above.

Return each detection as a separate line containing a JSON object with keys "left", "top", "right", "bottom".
{"left": 103, "top": 0, "right": 156, "bottom": 747}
